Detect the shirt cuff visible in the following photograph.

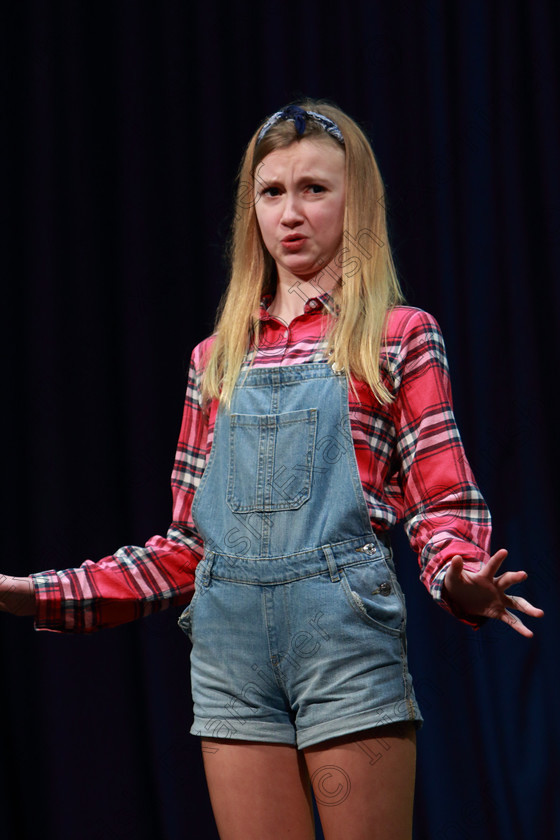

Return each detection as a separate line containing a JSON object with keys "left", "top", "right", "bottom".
{"left": 30, "top": 570, "right": 67, "bottom": 633}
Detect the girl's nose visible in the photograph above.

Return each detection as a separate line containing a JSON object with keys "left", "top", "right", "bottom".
{"left": 280, "top": 193, "right": 304, "bottom": 226}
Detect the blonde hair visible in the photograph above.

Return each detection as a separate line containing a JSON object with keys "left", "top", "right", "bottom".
{"left": 201, "top": 98, "right": 405, "bottom": 407}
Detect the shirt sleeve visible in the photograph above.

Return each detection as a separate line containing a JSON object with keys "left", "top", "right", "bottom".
{"left": 389, "top": 309, "right": 492, "bottom": 627}
{"left": 30, "top": 349, "right": 210, "bottom": 633}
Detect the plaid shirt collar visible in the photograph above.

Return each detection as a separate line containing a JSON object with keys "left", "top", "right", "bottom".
{"left": 258, "top": 290, "right": 340, "bottom": 321}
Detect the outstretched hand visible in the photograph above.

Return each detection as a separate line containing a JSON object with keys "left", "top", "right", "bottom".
{"left": 0, "top": 575, "right": 36, "bottom": 616}
{"left": 443, "top": 549, "right": 544, "bottom": 637}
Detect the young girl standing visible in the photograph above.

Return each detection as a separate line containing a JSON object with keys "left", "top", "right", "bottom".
{"left": 0, "top": 100, "right": 542, "bottom": 840}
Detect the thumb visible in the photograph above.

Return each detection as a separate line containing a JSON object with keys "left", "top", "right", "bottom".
{"left": 446, "top": 555, "right": 464, "bottom": 581}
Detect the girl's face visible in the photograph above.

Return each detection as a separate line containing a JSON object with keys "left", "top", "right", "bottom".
{"left": 254, "top": 138, "right": 346, "bottom": 285}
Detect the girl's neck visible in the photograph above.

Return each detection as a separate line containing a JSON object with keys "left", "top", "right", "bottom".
{"left": 268, "top": 272, "right": 339, "bottom": 323}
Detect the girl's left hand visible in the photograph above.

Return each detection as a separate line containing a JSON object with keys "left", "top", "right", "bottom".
{"left": 443, "top": 549, "right": 544, "bottom": 637}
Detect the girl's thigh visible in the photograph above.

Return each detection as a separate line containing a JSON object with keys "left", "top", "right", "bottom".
{"left": 303, "top": 723, "right": 417, "bottom": 840}
{"left": 201, "top": 737, "right": 316, "bottom": 840}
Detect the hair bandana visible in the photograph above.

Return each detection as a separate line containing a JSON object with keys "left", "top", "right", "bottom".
{"left": 256, "top": 105, "right": 344, "bottom": 145}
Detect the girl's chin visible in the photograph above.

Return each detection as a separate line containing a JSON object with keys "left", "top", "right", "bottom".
{"left": 276, "top": 258, "right": 335, "bottom": 284}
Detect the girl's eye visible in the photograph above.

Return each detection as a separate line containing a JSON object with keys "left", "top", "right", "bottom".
{"left": 262, "top": 186, "right": 281, "bottom": 197}
{"left": 308, "top": 184, "right": 326, "bottom": 194}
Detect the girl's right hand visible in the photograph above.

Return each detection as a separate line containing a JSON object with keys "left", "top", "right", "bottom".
{"left": 0, "top": 575, "right": 36, "bottom": 616}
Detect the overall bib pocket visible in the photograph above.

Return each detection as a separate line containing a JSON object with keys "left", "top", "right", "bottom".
{"left": 226, "top": 408, "right": 318, "bottom": 512}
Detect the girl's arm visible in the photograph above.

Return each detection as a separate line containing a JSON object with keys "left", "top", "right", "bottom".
{"left": 0, "top": 349, "right": 211, "bottom": 633}
{"left": 390, "top": 308, "right": 542, "bottom": 632}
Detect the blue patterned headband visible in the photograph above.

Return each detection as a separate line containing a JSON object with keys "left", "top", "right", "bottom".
{"left": 256, "top": 105, "right": 345, "bottom": 146}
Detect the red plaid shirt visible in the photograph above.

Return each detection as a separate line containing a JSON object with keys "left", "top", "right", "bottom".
{"left": 32, "top": 295, "right": 491, "bottom": 632}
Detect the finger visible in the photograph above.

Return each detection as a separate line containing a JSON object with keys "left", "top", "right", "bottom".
{"left": 481, "top": 549, "right": 509, "bottom": 577}
{"left": 497, "top": 609, "right": 534, "bottom": 638}
{"left": 444, "top": 555, "right": 464, "bottom": 584}
{"left": 494, "top": 571, "right": 528, "bottom": 590}
{"left": 506, "top": 595, "right": 545, "bottom": 617}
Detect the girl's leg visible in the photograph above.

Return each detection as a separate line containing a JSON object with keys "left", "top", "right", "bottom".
{"left": 303, "top": 723, "right": 417, "bottom": 840}
{"left": 201, "top": 738, "right": 316, "bottom": 840}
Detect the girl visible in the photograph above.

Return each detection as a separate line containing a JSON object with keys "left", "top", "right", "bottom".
{"left": 0, "top": 100, "right": 543, "bottom": 840}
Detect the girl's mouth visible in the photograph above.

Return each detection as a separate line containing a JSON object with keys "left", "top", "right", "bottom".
{"left": 281, "top": 235, "right": 308, "bottom": 251}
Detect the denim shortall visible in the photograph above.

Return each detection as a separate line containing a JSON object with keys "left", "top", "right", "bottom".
{"left": 178, "top": 362, "right": 423, "bottom": 748}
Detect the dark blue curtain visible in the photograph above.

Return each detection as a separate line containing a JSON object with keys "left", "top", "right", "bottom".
{"left": 1, "top": 1, "right": 558, "bottom": 838}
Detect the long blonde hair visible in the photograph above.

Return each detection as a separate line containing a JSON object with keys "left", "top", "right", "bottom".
{"left": 201, "top": 98, "right": 404, "bottom": 407}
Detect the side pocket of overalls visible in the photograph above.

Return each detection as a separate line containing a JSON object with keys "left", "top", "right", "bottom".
{"left": 177, "top": 559, "right": 207, "bottom": 639}
{"left": 178, "top": 597, "right": 197, "bottom": 639}
{"left": 339, "top": 555, "right": 407, "bottom": 636}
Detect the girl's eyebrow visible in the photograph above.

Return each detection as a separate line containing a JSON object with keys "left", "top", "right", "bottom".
{"left": 256, "top": 169, "right": 337, "bottom": 187}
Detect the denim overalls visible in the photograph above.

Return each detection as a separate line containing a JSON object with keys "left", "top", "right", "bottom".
{"left": 178, "top": 362, "right": 422, "bottom": 748}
